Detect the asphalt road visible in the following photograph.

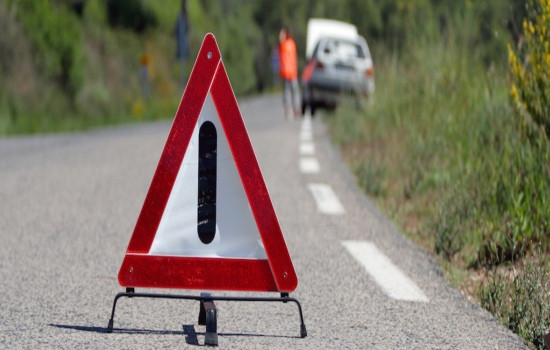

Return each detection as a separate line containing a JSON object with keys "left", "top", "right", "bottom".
{"left": 0, "top": 94, "right": 527, "bottom": 349}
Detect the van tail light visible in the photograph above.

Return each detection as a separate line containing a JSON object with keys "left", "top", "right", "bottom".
{"left": 315, "top": 60, "right": 324, "bottom": 70}
{"left": 302, "top": 60, "right": 315, "bottom": 81}
{"left": 365, "top": 67, "right": 374, "bottom": 77}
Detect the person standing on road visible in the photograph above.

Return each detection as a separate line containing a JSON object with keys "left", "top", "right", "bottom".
{"left": 139, "top": 48, "right": 152, "bottom": 101}
{"left": 278, "top": 27, "right": 301, "bottom": 119}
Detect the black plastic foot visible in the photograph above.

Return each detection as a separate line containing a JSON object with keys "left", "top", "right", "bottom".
{"left": 203, "top": 300, "right": 218, "bottom": 346}
{"left": 198, "top": 292, "right": 210, "bottom": 325}
{"left": 300, "top": 323, "right": 307, "bottom": 338}
{"left": 199, "top": 293, "right": 218, "bottom": 346}
{"left": 107, "top": 319, "right": 113, "bottom": 333}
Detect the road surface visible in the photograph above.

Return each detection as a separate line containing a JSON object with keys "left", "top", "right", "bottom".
{"left": 0, "top": 94, "right": 526, "bottom": 348}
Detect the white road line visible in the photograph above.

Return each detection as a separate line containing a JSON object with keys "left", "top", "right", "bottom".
{"left": 341, "top": 241, "right": 429, "bottom": 302}
{"left": 299, "top": 142, "right": 315, "bottom": 155}
{"left": 300, "top": 157, "right": 320, "bottom": 173}
{"left": 300, "top": 131, "right": 312, "bottom": 142}
{"left": 307, "top": 183, "right": 345, "bottom": 215}
{"left": 301, "top": 113, "right": 312, "bottom": 129}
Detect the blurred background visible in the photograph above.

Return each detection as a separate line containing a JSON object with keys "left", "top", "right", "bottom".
{"left": 1, "top": 0, "right": 549, "bottom": 348}
{"left": 0, "top": 0, "right": 525, "bottom": 134}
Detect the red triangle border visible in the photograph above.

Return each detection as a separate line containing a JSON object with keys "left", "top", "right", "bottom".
{"left": 118, "top": 33, "right": 298, "bottom": 292}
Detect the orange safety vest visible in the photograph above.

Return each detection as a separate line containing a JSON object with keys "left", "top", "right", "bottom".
{"left": 279, "top": 37, "right": 298, "bottom": 80}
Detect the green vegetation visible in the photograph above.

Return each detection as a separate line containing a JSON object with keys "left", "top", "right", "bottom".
{"left": 1, "top": 0, "right": 548, "bottom": 347}
{"left": 326, "top": 1, "right": 549, "bottom": 348}
{"left": 0, "top": 0, "right": 172, "bottom": 134}
{"left": 0, "top": 0, "right": 367, "bottom": 134}
{"left": 0, "top": 0, "right": 261, "bottom": 134}
{"left": 509, "top": 0, "right": 550, "bottom": 137}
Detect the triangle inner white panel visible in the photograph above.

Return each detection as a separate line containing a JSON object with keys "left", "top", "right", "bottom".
{"left": 149, "top": 93, "right": 267, "bottom": 259}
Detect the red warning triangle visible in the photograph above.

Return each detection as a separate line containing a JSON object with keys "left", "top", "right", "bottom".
{"left": 118, "top": 34, "right": 297, "bottom": 292}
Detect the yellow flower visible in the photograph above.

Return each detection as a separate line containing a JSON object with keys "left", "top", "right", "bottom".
{"left": 508, "top": 44, "right": 516, "bottom": 63}
{"left": 510, "top": 84, "right": 519, "bottom": 101}
{"left": 131, "top": 99, "right": 145, "bottom": 119}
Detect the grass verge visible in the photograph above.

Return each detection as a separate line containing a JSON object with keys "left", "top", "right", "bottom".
{"left": 325, "top": 39, "right": 550, "bottom": 348}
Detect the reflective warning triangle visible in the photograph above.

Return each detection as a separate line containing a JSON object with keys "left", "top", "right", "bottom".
{"left": 118, "top": 33, "right": 298, "bottom": 292}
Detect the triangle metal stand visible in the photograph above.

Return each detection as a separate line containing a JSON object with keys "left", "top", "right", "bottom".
{"left": 107, "top": 288, "right": 307, "bottom": 346}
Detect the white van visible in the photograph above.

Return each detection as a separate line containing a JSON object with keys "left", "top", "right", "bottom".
{"left": 301, "top": 18, "right": 375, "bottom": 115}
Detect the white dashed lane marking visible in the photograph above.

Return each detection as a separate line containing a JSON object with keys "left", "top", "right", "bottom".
{"left": 300, "top": 112, "right": 426, "bottom": 303}
{"left": 300, "top": 116, "right": 312, "bottom": 141}
{"left": 299, "top": 114, "right": 317, "bottom": 171}
{"left": 300, "top": 130, "right": 313, "bottom": 142}
{"left": 341, "top": 240, "right": 429, "bottom": 302}
{"left": 307, "top": 183, "right": 345, "bottom": 215}
{"left": 299, "top": 142, "right": 315, "bottom": 155}
{"left": 301, "top": 113, "right": 312, "bottom": 129}
{"left": 300, "top": 157, "right": 320, "bottom": 174}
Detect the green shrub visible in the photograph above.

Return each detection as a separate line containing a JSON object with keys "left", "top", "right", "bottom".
{"left": 11, "top": 0, "right": 84, "bottom": 100}
{"left": 187, "top": 0, "right": 259, "bottom": 95}
{"left": 106, "top": 0, "right": 157, "bottom": 32}
{"left": 509, "top": 0, "right": 550, "bottom": 136}
{"left": 479, "top": 258, "right": 550, "bottom": 349}
{"left": 474, "top": 124, "right": 550, "bottom": 267}
{"left": 326, "top": 2, "right": 549, "bottom": 347}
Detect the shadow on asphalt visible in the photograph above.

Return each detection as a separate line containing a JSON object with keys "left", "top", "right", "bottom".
{"left": 182, "top": 324, "right": 199, "bottom": 345}
{"left": 50, "top": 323, "right": 302, "bottom": 341}
{"left": 50, "top": 323, "right": 184, "bottom": 335}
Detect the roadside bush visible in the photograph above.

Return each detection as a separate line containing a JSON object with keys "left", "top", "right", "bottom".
{"left": 188, "top": 0, "right": 259, "bottom": 95}
{"left": 471, "top": 123, "right": 550, "bottom": 267}
{"left": 479, "top": 257, "right": 550, "bottom": 350}
{"left": 433, "top": 191, "right": 469, "bottom": 261}
{"left": 508, "top": 0, "right": 550, "bottom": 136}
{"left": 106, "top": 0, "right": 158, "bottom": 32}
{"left": 326, "top": 2, "right": 549, "bottom": 347}
{"left": 0, "top": 2, "right": 17, "bottom": 75}
{"left": 11, "top": 0, "right": 84, "bottom": 100}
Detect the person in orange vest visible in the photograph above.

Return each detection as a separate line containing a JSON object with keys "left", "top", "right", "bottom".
{"left": 139, "top": 50, "right": 152, "bottom": 101}
{"left": 278, "top": 27, "right": 301, "bottom": 119}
